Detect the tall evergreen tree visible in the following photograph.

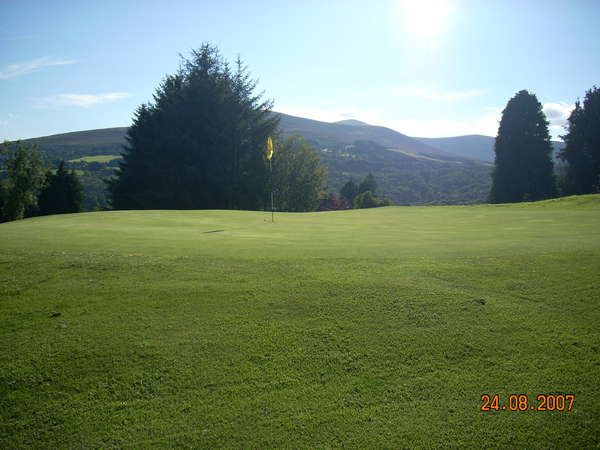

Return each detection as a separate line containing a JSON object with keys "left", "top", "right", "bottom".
{"left": 38, "top": 161, "right": 83, "bottom": 215}
{"left": 340, "top": 178, "right": 358, "bottom": 203}
{"left": 490, "top": 90, "right": 557, "bottom": 203}
{"left": 109, "top": 44, "right": 279, "bottom": 210}
{"left": 358, "top": 172, "right": 377, "bottom": 196}
{"left": 559, "top": 86, "right": 600, "bottom": 194}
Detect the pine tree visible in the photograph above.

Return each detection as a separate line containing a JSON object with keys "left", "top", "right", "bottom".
{"left": 109, "top": 44, "right": 279, "bottom": 210}
{"left": 340, "top": 178, "right": 358, "bottom": 203}
{"left": 38, "top": 161, "right": 83, "bottom": 215}
{"left": 490, "top": 90, "right": 557, "bottom": 203}
{"left": 358, "top": 172, "right": 377, "bottom": 196}
{"left": 559, "top": 86, "right": 600, "bottom": 194}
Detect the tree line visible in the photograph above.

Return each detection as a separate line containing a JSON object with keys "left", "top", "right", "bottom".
{"left": 337, "top": 173, "right": 390, "bottom": 209}
{"left": 1, "top": 43, "right": 598, "bottom": 221}
{"left": 0, "top": 143, "right": 82, "bottom": 222}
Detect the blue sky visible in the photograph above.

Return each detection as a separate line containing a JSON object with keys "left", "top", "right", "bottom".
{"left": 1, "top": 0, "right": 598, "bottom": 141}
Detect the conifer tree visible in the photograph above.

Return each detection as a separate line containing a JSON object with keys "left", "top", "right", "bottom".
{"left": 38, "top": 161, "right": 83, "bottom": 215}
{"left": 109, "top": 44, "right": 279, "bottom": 210}
{"left": 340, "top": 178, "right": 358, "bottom": 203}
{"left": 490, "top": 90, "right": 557, "bottom": 203}
{"left": 358, "top": 172, "right": 377, "bottom": 196}
{"left": 559, "top": 86, "right": 600, "bottom": 194}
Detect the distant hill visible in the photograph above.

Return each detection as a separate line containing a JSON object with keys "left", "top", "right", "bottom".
{"left": 334, "top": 119, "right": 370, "bottom": 126}
{"left": 415, "top": 135, "right": 497, "bottom": 162}
{"left": 19, "top": 112, "right": 467, "bottom": 163}
{"left": 13, "top": 112, "right": 497, "bottom": 208}
{"left": 416, "top": 135, "right": 566, "bottom": 162}
{"left": 24, "top": 127, "right": 127, "bottom": 148}
{"left": 275, "top": 112, "right": 460, "bottom": 159}
{"left": 18, "top": 114, "right": 567, "bottom": 165}
{"left": 321, "top": 140, "right": 491, "bottom": 206}
{"left": 21, "top": 127, "right": 128, "bottom": 161}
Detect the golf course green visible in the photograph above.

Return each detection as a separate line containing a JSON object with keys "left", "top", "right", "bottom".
{"left": 1, "top": 195, "right": 599, "bottom": 448}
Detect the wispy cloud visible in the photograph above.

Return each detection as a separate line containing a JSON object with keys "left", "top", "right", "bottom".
{"left": 543, "top": 102, "right": 573, "bottom": 127}
{"left": 542, "top": 102, "right": 574, "bottom": 140}
{"left": 37, "top": 92, "right": 130, "bottom": 108}
{"left": 391, "top": 87, "right": 486, "bottom": 101}
{"left": 0, "top": 56, "right": 76, "bottom": 80}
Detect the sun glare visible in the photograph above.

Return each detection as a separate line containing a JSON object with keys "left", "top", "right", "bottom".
{"left": 395, "top": 0, "right": 454, "bottom": 39}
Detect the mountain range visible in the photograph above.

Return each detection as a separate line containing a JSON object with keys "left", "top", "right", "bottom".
{"left": 9, "top": 111, "right": 561, "bottom": 208}
{"left": 417, "top": 134, "right": 565, "bottom": 162}
{"left": 275, "top": 113, "right": 460, "bottom": 160}
{"left": 17, "top": 111, "right": 565, "bottom": 163}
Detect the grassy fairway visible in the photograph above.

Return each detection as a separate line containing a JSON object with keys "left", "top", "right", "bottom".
{"left": 1, "top": 195, "right": 599, "bottom": 448}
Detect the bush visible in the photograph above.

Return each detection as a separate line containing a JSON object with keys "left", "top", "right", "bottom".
{"left": 354, "top": 190, "right": 377, "bottom": 208}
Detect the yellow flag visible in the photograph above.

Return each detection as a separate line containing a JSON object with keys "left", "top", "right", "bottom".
{"left": 266, "top": 136, "right": 274, "bottom": 160}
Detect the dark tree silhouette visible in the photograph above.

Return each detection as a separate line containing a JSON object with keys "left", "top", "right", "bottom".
{"left": 490, "top": 90, "right": 557, "bottom": 203}
{"left": 109, "top": 44, "right": 279, "bottom": 210}
{"left": 358, "top": 172, "right": 377, "bottom": 196}
{"left": 340, "top": 178, "right": 358, "bottom": 203}
{"left": 559, "top": 86, "right": 600, "bottom": 194}
{"left": 38, "top": 161, "right": 83, "bottom": 215}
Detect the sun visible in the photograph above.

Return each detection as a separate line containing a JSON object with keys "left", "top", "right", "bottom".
{"left": 395, "top": 0, "right": 454, "bottom": 39}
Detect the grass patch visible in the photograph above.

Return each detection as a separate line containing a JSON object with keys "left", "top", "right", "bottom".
{"left": 67, "top": 154, "right": 121, "bottom": 163}
{"left": 1, "top": 195, "right": 599, "bottom": 447}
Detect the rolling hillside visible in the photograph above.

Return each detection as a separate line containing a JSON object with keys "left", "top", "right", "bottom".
{"left": 13, "top": 113, "right": 495, "bottom": 207}
{"left": 27, "top": 115, "right": 568, "bottom": 165}
{"left": 1, "top": 196, "right": 599, "bottom": 447}
{"left": 416, "top": 134, "right": 566, "bottom": 162}
{"left": 415, "top": 135, "right": 498, "bottom": 161}
{"left": 22, "top": 127, "right": 128, "bottom": 161}
{"left": 18, "top": 112, "right": 466, "bottom": 162}
{"left": 275, "top": 113, "right": 458, "bottom": 159}
{"left": 321, "top": 140, "right": 491, "bottom": 205}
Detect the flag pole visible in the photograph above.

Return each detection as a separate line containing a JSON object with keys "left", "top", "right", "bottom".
{"left": 266, "top": 136, "right": 275, "bottom": 223}
{"left": 270, "top": 158, "right": 274, "bottom": 223}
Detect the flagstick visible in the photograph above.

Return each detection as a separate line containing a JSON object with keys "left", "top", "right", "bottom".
{"left": 266, "top": 136, "right": 275, "bottom": 223}
{"left": 270, "top": 158, "right": 274, "bottom": 223}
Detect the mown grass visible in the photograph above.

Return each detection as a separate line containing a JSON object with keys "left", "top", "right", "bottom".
{"left": 1, "top": 195, "right": 599, "bottom": 448}
{"left": 67, "top": 154, "right": 121, "bottom": 163}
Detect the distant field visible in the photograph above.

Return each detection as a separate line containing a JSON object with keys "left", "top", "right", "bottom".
{"left": 387, "top": 148, "right": 465, "bottom": 164}
{"left": 67, "top": 154, "right": 122, "bottom": 163}
{"left": 1, "top": 196, "right": 599, "bottom": 447}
